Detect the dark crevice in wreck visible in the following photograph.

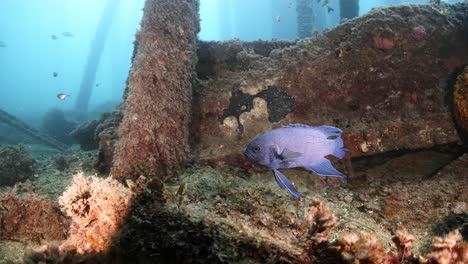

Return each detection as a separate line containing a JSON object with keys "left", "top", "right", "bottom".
{"left": 347, "top": 143, "right": 466, "bottom": 190}
{"left": 432, "top": 213, "right": 468, "bottom": 240}
{"left": 350, "top": 143, "right": 465, "bottom": 171}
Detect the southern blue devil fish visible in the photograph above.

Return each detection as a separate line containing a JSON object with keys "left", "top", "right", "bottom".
{"left": 245, "top": 124, "right": 348, "bottom": 197}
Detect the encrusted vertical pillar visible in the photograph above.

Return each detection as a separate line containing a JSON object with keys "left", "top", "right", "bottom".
{"left": 454, "top": 66, "right": 468, "bottom": 137}
{"left": 111, "top": 0, "right": 199, "bottom": 180}
{"left": 75, "top": 0, "right": 120, "bottom": 112}
{"left": 297, "top": 0, "right": 314, "bottom": 38}
{"left": 339, "top": 0, "right": 359, "bottom": 21}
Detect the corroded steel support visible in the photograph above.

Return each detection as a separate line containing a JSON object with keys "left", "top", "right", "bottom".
{"left": 111, "top": 0, "right": 200, "bottom": 180}
{"left": 0, "top": 108, "right": 67, "bottom": 151}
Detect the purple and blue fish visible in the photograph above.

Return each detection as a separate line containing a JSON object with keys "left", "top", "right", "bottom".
{"left": 245, "top": 124, "right": 348, "bottom": 197}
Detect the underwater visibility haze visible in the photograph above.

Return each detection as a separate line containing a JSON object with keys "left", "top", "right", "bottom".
{"left": 0, "top": 0, "right": 144, "bottom": 122}
{"left": 0, "top": 0, "right": 467, "bottom": 263}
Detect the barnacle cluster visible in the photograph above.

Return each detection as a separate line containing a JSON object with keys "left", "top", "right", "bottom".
{"left": 392, "top": 225, "right": 416, "bottom": 261}
{"left": 421, "top": 230, "right": 468, "bottom": 264}
{"left": 335, "top": 232, "right": 387, "bottom": 263}
{"left": 57, "top": 173, "right": 135, "bottom": 253}
{"left": 306, "top": 199, "right": 337, "bottom": 245}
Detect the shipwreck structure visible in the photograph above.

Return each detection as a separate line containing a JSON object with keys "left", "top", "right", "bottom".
{"left": 191, "top": 3, "right": 468, "bottom": 167}
{"left": 112, "top": 2, "right": 468, "bottom": 179}
{"left": 4, "top": 1, "right": 467, "bottom": 263}
{"left": 110, "top": 0, "right": 199, "bottom": 180}
{"left": 75, "top": 0, "right": 120, "bottom": 112}
{"left": 108, "top": 1, "right": 468, "bottom": 261}
{"left": 0, "top": 108, "right": 67, "bottom": 151}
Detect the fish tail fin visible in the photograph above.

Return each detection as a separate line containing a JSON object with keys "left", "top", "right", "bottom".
{"left": 273, "top": 169, "right": 301, "bottom": 197}
{"left": 331, "top": 136, "right": 347, "bottom": 159}
{"left": 316, "top": 125, "right": 347, "bottom": 159}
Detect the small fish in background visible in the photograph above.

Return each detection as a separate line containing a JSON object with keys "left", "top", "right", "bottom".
{"left": 62, "top": 32, "right": 74, "bottom": 37}
{"left": 245, "top": 124, "right": 348, "bottom": 197}
{"left": 95, "top": 83, "right": 100, "bottom": 87}
{"left": 51, "top": 35, "right": 57, "bottom": 40}
{"left": 288, "top": 2, "right": 294, "bottom": 8}
{"left": 57, "top": 93, "right": 70, "bottom": 100}
{"left": 276, "top": 15, "right": 282, "bottom": 22}
{"left": 0, "top": 41, "right": 7, "bottom": 48}
{"left": 317, "top": 0, "right": 333, "bottom": 14}
{"left": 53, "top": 72, "right": 58, "bottom": 77}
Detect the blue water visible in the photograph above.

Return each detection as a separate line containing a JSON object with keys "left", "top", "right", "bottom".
{"left": 199, "top": 0, "right": 463, "bottom": 41}
{"left": 0, "top": 0, "right": 144, "bottom": 122}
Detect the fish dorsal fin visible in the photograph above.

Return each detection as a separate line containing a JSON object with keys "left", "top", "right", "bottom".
{"left": 282, "top": 124, "right": 311, "bottom": 129}
{"left": 281, "top": 124, "right": 343, "bottom": 135}
{"left": 281, "top": 124, "right": 343, "bottom": 137}
{"left": 316, "top": 125, "right": 343, "bottom": 136}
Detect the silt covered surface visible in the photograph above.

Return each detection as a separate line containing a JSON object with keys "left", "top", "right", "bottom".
{"left": 116, "top": 148, "right": 468, "bottom": 263}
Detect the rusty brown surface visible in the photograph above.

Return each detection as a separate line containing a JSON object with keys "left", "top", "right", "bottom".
{"left": 454, "top": 66, "right": 468, "bottom": 136}
{"left": 193, "top": 4, "right": 468, "bottom": 165}
{"left": 0, "top": 193, "right": 68, "bottom": 243}
{"left": 111, "top": 0, "right": 200, "bottom": 180}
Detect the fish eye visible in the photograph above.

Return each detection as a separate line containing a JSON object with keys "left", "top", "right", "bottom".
{"left": 252, "top": 146, "right": 260, "bottom": 153}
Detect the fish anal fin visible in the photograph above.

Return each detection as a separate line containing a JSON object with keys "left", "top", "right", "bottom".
{"left": 305, "top": 158, "right": 347, "bottom": 178}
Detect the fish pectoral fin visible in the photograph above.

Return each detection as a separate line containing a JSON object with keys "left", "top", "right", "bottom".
{"left": 272, "top": 169, "right": 301, "bottom": 197}
{"left": 305, "top": 158, "right": 347, "bottom": 178}
{"left": 279, "top": 148, "right": 302, "bottom": 162}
